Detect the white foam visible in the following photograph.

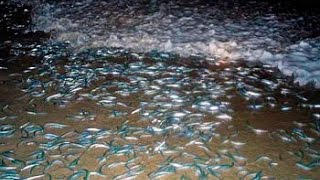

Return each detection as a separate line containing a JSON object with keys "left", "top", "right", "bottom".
{"left": 19, "top": 0, "right": 320, "bottom": 87}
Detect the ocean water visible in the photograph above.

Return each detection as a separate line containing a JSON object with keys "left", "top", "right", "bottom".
{"left": 16, "top": 0, "right": 320, "bottom": 87}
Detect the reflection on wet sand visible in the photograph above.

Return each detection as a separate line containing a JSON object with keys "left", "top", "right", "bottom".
{"left": 0, "top": 47, "right": 319, "bottom": 179}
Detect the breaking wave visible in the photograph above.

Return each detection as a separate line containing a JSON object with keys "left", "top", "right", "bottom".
{"left": 14, "top": 0, "right": 320, "bottom": 87}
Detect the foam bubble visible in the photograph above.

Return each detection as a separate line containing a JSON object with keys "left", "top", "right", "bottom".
{"left": 14, "top": 0, "right": 320, "bottom": 87}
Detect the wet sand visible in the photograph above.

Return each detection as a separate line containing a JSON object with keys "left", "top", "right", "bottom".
{"left": 0, "top": 53, "right": 319, "bottom": 179}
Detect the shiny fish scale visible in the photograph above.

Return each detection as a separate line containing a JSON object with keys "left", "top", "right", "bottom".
{"left": 20, "top": 123, "right": 44, "bottom": 138}
{"left": 0, "top": 125, "right": 16, "bottom": 137}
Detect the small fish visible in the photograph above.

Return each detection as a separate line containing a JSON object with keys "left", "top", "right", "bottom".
{"left": 44, "top": 123, "right": 69, "bottom": 129}
{"left": 281, "top": 106, "right": 292, "bottom": 111}
{"left": 69, "top": 157, "right": 81, "bottom": 169}
{"left": 0, "top": 166, "right": 17, "bottom": 171}
{"left": 131, "top": 108, "right": 141, "bottom": 114}
{"left": 68, "top": 169, "right": 90, "bottom": 180}
{"left": 26, "top": 111, "right": 47, "bottom": 116}
{"left": 25, "top": 174, "right": 46, "bottom": 180}
{"left": 21, "top": 163, "right": 42, "bottom": 172}
{"left": 245, "top": 121, "right": 268, "bottom": 135}
{"left": 230, "top": 141, "right": 246, "bottom": 146}
{"left": 0, "top": 116, "right": 7, "bottom": 121}
{"left": 20, "top": 124, "right": 44, "bottom": 138}
{"left": 296, "top": 162, "right": 313, "bottom": 171}
{"left": 107, "top": 162, "right": 126, "bottom": 168}
{"left": 216, "top": 114, "right": 232, "bottom": 121}
{"left": 0, "top": 125, "right": 15, "bottom": 137}
{"left": 46, "top": 93, "right": 63, "bottom": 101}
{"left": 148, "top": 165, "right": 176, "bottom": 179}
{"left": 88, "top": 143, "right": 109, "bottom": 150}
{"left": 71, "top": 87, "right": 83, "bottom": 93}
{"left": 0, "top": 66, "right": 8, "bottom": 70}
{"left": 209, "top": 163, "right": 229, "bottom": 171}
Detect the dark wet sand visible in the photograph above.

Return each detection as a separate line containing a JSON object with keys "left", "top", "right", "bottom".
{"left": 0, "top": 54, "right": 319, "bottom": 179}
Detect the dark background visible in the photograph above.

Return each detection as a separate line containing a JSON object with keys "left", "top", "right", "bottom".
{"left": 1, "top": 0, "right": 319, "bottom": 42}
